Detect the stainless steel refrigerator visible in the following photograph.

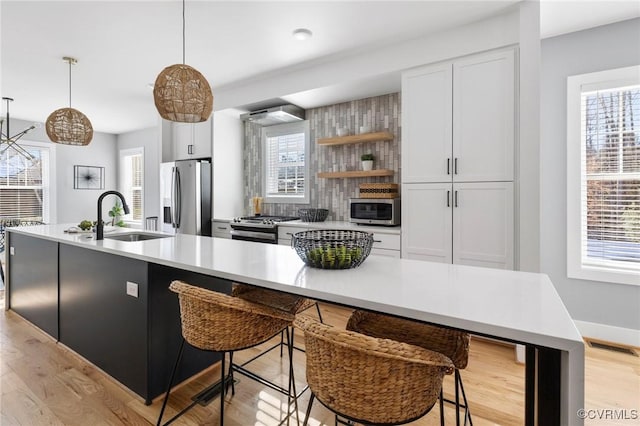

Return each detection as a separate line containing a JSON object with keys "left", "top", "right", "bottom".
{"left": 160, "top": 159, "right": 212, "bottom": 236}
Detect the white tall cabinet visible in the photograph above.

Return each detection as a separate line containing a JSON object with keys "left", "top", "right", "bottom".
{"left": 401, "top": 48, "right": 515, "bottom": 270}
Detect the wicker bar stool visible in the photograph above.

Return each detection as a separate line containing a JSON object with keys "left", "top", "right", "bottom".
{"left": 347, "top": 310, "right": 472, "bottom": 426}
{"left": 295, "top": 316, "right": 454, "bottom": 426}
{"left": 229, "top": 284, "right": 323, "bottom": 403}
{"left": 157, "top": 281, "right": 297, "bottom": 426}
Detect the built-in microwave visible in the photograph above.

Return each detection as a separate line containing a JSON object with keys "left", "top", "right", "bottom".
{"left": 349, "top": 198, "right": 400, "bottom": 226}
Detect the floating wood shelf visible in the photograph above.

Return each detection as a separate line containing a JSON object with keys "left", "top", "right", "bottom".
{"left": 318, "top": 169, "right": 395, "bottom": 179}
{"left": 317, "top": 131, "right": 394, "bottom": 146}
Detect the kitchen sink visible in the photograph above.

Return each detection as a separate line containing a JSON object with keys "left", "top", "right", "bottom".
{"left": 105, "top": 232, "right": 173, "bottom": 242}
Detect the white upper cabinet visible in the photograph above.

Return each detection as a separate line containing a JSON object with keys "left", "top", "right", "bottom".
{"left": 453, "top": 50, "right": 514, "bottom": 182}
{"left": 172, "top": 118, "right": 213, "bottom": 160}
{"left": 401, "top": 49, "right": 515, "bottom": 183}
{"left": 402, "top": 63, "right": 452, "bottom": 183}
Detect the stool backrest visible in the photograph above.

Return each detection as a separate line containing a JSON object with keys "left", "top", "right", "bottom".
{"left": 295, "top": 316, "right": 453, "bottom": 425}
{"left": 169, "top": 280, "right": 294, "bottom": 352}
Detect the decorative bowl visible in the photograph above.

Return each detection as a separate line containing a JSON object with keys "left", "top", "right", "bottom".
{"left": 298, "top": 208, "right": 329, "bottom": 222}
{"left": 292, "top": 230, "right": 373, "bottom": 269}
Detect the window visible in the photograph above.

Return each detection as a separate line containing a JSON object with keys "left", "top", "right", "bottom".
{"left": 119, "top": 148, "right": 144, "bottom": 223}
{"left": 0, "top": 141, "right": 53, "bottom": 223}
{"left": 567, "top": 65, "right": 640, "bottom": 285}
{"left": 262, "top": 121, "right": 310, "bottom": 204}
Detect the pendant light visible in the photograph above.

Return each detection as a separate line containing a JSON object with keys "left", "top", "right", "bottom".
{"left": 153, "top": 0, "right": 213, "bottom": 123}
{"left": 46, "top": 57, "right": 93, "bottom": 146}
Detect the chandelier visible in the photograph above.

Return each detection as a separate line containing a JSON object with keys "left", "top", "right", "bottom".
{"left": 153, "top": 0, "right": 213, "bottom": 123}
{"left": 45, "top": 57, "right": 93, "bottom": 146}
{"left": 0, "top": 97, "right": 38, "bottom": 161}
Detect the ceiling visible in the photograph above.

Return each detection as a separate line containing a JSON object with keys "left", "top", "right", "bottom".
{"left": 1, "top": 1, "right": 639, "bottom": 135}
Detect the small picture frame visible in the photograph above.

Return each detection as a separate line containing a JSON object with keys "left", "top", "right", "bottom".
{"left": 74, "top": 165, "right": 104, "bottom": 190}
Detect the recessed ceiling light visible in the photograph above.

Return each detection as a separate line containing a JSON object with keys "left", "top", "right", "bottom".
{"left": 292, "top": 28, "right": 312, "bottom": 41}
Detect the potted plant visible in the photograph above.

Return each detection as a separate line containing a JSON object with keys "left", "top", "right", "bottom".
{"left": 108, "top": 200, "right": 127, "bottom": 227}
{"left": 361, "top": 153, "right": 375, "bottom": 171}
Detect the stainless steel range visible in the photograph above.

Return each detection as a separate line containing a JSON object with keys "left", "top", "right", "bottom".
{"left": 230, "top": 215, "right": 299, "bottom": 244}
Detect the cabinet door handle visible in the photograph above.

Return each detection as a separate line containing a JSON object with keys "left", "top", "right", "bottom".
{"left": 216, "top": 226, "right": 227, "bottom": 230}
{"left": 447, "top": 158, "right": 450, "bottom": 175}
{"left": 286, "top": 232, "right": 294, "bottom": 236}
{"left": 454, "top": 158, "right": 458, "bottom": 175}
{"left": 188, "top": 144, "right": 194, "bottom": 155}
{"left": 455, "top": 190, "right": 459, "bottom": 208}
{"left": 447, "top": 190, "right": 450, "bottom": 207}
{"left": 373, "top": 239, "right": 382, "bottom": 243}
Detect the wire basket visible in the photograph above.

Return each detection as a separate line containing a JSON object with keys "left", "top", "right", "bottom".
{"left": 298, "top": 208, "right": 329, "bottom": 222}
{"left": 292, "top": 230, "right": 374, "bottom": 269}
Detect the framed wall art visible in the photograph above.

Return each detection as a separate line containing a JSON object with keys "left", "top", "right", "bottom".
{"left": 74, "top": 165, "right": 104, "bottom": 190}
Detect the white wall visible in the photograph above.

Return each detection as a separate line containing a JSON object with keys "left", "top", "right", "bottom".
{"left": 212, "top": 110, "right": 243, "bottom": 219}
{"left": 8, "top": 118, "right": 117, "bottom": 224}
{"left": 541, "top": 18, "right": 640, "bottom": 336}
{"left": 116, "top": 126, "right": 160, "bottom": 224}
{"left": 214, "top": 8, "right": 520, "bottom": 110}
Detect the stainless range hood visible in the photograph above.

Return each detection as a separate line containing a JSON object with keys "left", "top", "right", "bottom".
{"left": 240, "top": 104, "right": 305, "bottom": 126}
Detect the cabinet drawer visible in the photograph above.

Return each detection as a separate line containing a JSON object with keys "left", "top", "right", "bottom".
{"left": 278, "top": 225, "right": 307, "bottom": 242}
{"left": 212, "top": 220, "right": 231, "bottom": 239}
{"left": 371, "top": 247, "right": 401, "bottom": 258}
{"left": 371, "top": 233, "right": 401, "bottom": 251}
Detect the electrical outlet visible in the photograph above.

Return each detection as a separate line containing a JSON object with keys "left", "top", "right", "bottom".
{"left": 10, "top": 246, "right": 15, "bottom": 255}
{"left": 126, "top": 281, "right": 139, "bottom": 298}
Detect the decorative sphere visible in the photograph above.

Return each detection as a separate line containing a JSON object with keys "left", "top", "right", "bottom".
{"left": 45, "top": 107, "right": 93, "bottom": 146}
{"left": 153, "top": 64, "right": 213, "bottom": 123}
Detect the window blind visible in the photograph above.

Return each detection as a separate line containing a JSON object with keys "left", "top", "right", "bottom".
{"left": 0, "top": 145, "right": 46, "bottom": 221}
{"left": 265, "top": 131, "right": 306, "bottom": 197}
{"left": 121, "top": 151, "right": 143, "bottom": 222}
{"left": 581, "top": 85, "right": 640, "bottom": 268}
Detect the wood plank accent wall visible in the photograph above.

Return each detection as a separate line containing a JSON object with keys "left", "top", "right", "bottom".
{"left": 243, "top": 93, "right": 401, "bottom": 220}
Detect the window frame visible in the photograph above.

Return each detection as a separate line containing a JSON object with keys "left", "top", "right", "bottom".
{"left": 0, "top": 139, "right": 56, "bottom": 224}
{"left": 567, "top": 65, "right": 640, "bottom": 286}
{"left": 118, "top": 147, "right": 144, "bottom": 225}
{"left": 261, "top": 121, "right": 310, "bottom": 204}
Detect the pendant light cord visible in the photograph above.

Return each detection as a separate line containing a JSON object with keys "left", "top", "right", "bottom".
{"left": 182, "top": 0, "right": 186, "bottom": 65}
{"left": 68, "top": 59, "right": 72, "bottom": 108}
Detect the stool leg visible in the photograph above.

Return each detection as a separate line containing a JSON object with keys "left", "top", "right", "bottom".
{"left": 457, "top": 371, "right": 472, "bottom": 426}
{"left": 286, "top": 327, "right": 300, "bottom": 425}
{"left": 439, "top": 388, "right": 445, "bottom": 426}
{"left": 303, "top": 393, "right": 315, "bottom": 426}
{"left": 455, "top": 369, "right": 461, "bottom": 426}
{"left": 157, "top": 338, "right": 186, "bottom": 426}
{"left": 229, "top": 352, "right": 236, "bottom": 396}
{"left": 280, "top": 330, "right": 285, "bottom": 357}
{"left": 220, "top": 353, "right": 226, "bottom": 426}
{"left": 315, "top": 303, "right": 323, "bottom": 323}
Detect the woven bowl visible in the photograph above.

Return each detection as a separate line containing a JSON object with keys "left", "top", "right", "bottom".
{"left": 292, "top": 230, "right": 373, "bottom": 269}
{"left": 298, "top": 208, "right": 329, "bottom": 222}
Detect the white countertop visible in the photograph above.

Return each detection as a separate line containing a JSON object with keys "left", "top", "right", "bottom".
{"left": 8, "top": 223, "right": 584, "bottom": 424}
{"left": 8, "top": 224, "right": 578, "bottom": 347}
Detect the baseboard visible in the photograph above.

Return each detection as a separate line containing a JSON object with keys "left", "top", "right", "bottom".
{"left": 574, "top": 320, "right": 640, "bottom": 348}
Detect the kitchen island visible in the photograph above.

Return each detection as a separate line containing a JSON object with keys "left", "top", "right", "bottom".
{"left": 5, "top": 224, "right": 584, "bottom": 426}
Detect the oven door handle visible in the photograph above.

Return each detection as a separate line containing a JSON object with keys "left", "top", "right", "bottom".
{"left": 230, "top": 230, "right": 277, "bottom": 241}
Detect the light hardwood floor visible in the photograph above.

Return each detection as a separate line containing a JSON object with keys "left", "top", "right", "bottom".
{"left": 1, "top": 301, "right": 639, "bottom": 425}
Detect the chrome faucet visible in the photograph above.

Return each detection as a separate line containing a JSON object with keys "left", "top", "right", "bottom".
{"left": 96, "top": 190, "right": 130, "bottom": 240}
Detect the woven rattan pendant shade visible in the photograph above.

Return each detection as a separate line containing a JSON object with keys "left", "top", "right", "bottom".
{"left": 46, "top": 57, "right": 93, "bottom": 146}
{"left": 153, "top": 64, "right": 213, "bottom": 123}
{"left": 46, "top": 107, "right": 93, "bottom": 146}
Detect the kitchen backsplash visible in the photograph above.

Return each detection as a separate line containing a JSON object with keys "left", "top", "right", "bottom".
{"left": 243, "top": 92, "right": 401, "bottom": 220}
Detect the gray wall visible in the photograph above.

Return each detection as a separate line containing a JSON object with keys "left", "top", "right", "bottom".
{"left": 117, "top": 126, "right": 160, "bottom": 224}
{"left": 8, "top": 118, "right": 117, "bottom": 224}
{"left": 541, "top": 18, "right": 640, "bottom": 330}
{"left": 244, "top": 93, "right": 400, "bottom": 220}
